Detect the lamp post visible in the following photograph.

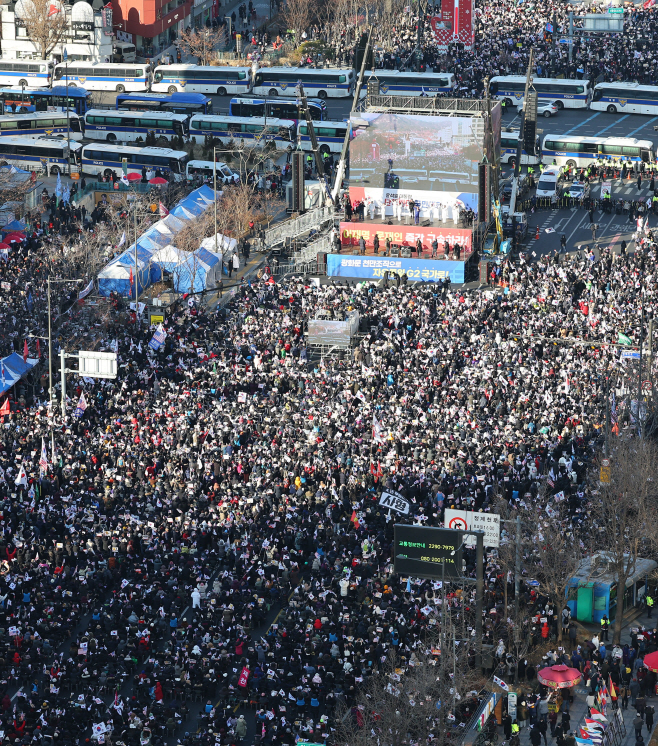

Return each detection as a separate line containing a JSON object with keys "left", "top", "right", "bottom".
{"left": 64, "top": 48, "right": 70, "bottom": 175}
{"left": 44, "top": 277, "right": 81, "bottom": 457}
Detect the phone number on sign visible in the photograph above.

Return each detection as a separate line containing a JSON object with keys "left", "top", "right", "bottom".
{"left": 372, "top": 267, "right": 452, "bottom": 279}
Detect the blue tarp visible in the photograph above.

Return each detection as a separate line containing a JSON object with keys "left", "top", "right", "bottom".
{"left": 3, "top": 219, "right": 25, "bottom": 232}
{"left": 97, "top": 186, "right": 219, "bottom": 297}
{"left": 0, "top": 353, "right": 38, "bottom": 395}
{"left": 172, "top": 246, "right": 221, "bottom": 294}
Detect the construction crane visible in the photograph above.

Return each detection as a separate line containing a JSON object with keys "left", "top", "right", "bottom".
{"left": 296, "top": 80, "right": 332, "bottom": 203}
{"left": 331, "top": 26, "right": 373, "bottom": 203}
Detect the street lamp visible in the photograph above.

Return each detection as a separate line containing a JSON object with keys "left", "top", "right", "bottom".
{"left": 41, "top": 277, "right": 81, "bottom": 457}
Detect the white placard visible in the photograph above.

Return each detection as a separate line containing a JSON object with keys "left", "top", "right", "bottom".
{"left": 444, "top": 509, "right": 500, "bottom": 547}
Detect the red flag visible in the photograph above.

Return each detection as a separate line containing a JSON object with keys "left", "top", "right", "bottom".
{"left": 350, "top": 510, "right": 360, "bottom": 529}
{"left": 129, "top": 267, "right": 133, "bottom": 287}
{"left": 36, "top": 339, "right": 40, "bottom": 358}
{"left": 23, "top": 339, "right": 28, "bottom": 363}
{"left": 237, "top": 666, "right": 250, "bottom": 688}
{"left": 0, "top": 399, "right": 9, "bottom": 416}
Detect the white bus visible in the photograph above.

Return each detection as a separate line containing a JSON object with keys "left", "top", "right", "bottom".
{"left": 542, "top": 135, "right": 654, "bottom": 169}
{"left": 84, "top": 109, "right": 188, "bottom": 143}
{"left": 186, "top": 160, "right": 237, "bottom": 184}
{"left": 80, "top": 144, "right": 189, "bottom": 181}
{"left": 53, "top": 62, "right": 150, "bottom": 92}
{"left": 490, "top": 76, "right": 590, "bottom": 109}
{"left": 252, "top": 67, "right": 354, "bottom": 99}
{"left": 362, "top": 70, "right": 455, "bottom": 97}
{"left": 0, "top": 59, "right": 52, "bottom": 88}
{"left": 500, "top": 130, "right": 541, "bottom": 165}
{"left": 0, "top": 111, "right": 83, "bottom": 140}
{"left": 152, "top": 65, "right": 251, "bottom": 96}
{"left": 0, "top": 135, "right": 81, "bottom": 175}
{"left": 297, "top": 120, "right": 348, "bottom": 156}
{"left": 591, "top": 82, "right": 658, "bottom": 115}
{"left": 189, "top": 114, "right": 295, "bottom": 149}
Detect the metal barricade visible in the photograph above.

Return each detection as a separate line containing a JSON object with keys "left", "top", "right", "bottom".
{"left": 293, "top": 234, "right": 333, "bottom": 263}
{"left": 264, "top": 206, "right": 334, "bottom": 248}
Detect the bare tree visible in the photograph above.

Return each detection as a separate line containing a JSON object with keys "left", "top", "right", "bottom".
{"left": 587, "top": 438, "right": 658, "bottom": 643}
{"left": 176, "top": 26, "right": 229, "bottom": 66}
{"left": 18, "top": 0, "right": 69, "bottom": 61}
{"left": 334, "top": 635, "right": 486, "bottom": 746}
{"left": 282, "top": 0, "right": 312, "bottom": 42}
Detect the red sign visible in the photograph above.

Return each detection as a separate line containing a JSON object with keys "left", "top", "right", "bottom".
{"left": 430, "top": 0, "right": 474, "bottom": 49}
{"left": 339, "top": 221, "right": 472, "bottom": 253}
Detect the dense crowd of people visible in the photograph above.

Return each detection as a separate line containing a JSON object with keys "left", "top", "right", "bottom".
{"left": 283, "top": 0, "right": 658, "bottom": 94}
{"left": 0, "top": 186, "right": 653, "bottom": 746}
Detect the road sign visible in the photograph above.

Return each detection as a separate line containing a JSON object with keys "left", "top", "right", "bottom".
{"left": 600, "top": 458, "right": 611, "bottom": 484}
{"left": 621, "top": 350, "right": 641, "bottom": 359}
{"left": 444, "top": 508, "right": 501, "bottom": 547}
{"left": 78, "top": 350, "right": 117, "bottom": 379}
{"left": 394, "top": 525, "right": 463, "bottom": 579}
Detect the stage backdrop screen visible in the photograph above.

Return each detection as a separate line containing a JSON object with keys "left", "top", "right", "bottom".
{"left": 349, "top": 112, "right": 484, "bottom": 218}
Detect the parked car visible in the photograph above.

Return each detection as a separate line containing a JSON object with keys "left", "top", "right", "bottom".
{"left": 516, "top": 100, "right": 559, "bottom": 117}
{"left": 500, "top": 175, "right": 529, "bottom": 202}
{"left": 563, "top": 181, "right": 590, "bottom": 200}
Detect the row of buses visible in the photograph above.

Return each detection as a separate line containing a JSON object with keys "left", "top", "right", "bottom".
{"left": 0, "top": 60, "right": 456, "bottom": 99}
{"left": 0, "top": 61, "right": 656, "bottom": 115}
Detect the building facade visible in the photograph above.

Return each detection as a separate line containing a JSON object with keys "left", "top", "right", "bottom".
{"left": 109, "top": 0, "right": 192, "bottom": 60}
{"left": 0, "top": 0, "right": 114, "bottom": 62}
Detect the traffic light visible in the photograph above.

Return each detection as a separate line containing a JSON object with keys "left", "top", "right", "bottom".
{"left": 354, "top": 32, "right": 373, "bottom": 72}
{"left": 478, "top": 163, "right": 491, "bottom": 223}
{"left": 291, "top": 151, "right": 305, "bottom": 213}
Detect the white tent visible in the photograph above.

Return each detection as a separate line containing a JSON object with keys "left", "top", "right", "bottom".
{"left": 200, "top": 233, "right": 237, "bottom": 255}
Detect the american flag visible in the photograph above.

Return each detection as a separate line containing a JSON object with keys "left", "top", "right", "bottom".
{"left": 159, "top": 201, "right": 169, "bottom": 217}
{"left": 149, "top": 325, "right": 167, "bottom": 351}
{"left": 39, "top": 438, "right": 48, "bottom": 472}
{"left": 547, "top": 477, "right": 555, "bottom": 488}
{"left": 74, "top": 392, "right": 87, "bottom": 419}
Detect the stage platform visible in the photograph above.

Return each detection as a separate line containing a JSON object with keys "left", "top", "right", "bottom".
{"left": 338, "top": 217, "right": 475, "bottom": 262}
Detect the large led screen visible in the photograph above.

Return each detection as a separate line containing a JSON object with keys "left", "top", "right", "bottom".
{"left": 349, "top": 112, "right": 484, "bottom": 218}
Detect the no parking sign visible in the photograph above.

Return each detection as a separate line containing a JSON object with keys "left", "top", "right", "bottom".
{"left": 443, "top": 509, "right": 501, "bottom": 547}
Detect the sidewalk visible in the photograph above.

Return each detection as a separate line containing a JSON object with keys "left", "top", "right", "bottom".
{"left": 513, "top": 610, "right": 658, "bottom": 746}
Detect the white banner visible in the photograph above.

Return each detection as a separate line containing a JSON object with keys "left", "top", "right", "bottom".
{"left": 379, "top": 490, "right": 410, "bottom": 515}
{"left": 443, "top": 508, "right": 500, "bottom": 547}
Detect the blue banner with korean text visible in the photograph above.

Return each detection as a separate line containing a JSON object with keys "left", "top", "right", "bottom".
{"left": 326, "top": 255, "right": 465, "bottom": 284}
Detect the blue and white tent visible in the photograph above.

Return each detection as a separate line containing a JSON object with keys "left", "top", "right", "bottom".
{"left": 97, "top": 245, "right": 162, "bottom": 297}
{"left": 0, "top": 353, "right": 38, "bottom": 396}
{"left": 152, "top": 245, "right": 221, "bottom": 294}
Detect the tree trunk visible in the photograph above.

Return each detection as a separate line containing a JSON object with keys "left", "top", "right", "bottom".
{"left": 614, "top": 573, "right": 628, "bottom": 644}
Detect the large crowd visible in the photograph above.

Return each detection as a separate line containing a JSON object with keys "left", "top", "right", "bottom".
{"left": 0, "top": 188, "right": 654, "bottom": 746}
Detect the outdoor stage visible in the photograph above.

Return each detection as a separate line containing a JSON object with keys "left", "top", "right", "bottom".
{"left": 334, "top": 218, "right": 475, "bottom": 283}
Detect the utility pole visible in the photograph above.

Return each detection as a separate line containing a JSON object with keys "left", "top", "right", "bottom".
{"left": 552, "top": 13, "right": 558, "bottom": 74}
{"left": 509, "top": 48, "right": 534, "bottom": 215}
{"left": 475, "top": 531, "right": 484, "bottom": 669}
{"left": 416, "top": 0, "right": 424, "bottom": 72}
{"left": 568, "top": 12, "right": 574, "bottom": 65}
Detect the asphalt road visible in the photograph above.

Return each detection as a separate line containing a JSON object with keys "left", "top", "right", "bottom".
{"left": 90, "top": 92, "right": 658, "bottom": 256}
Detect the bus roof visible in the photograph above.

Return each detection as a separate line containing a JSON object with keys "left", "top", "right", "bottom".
{"left": 594, "top": 81, "right": 655, "bottom": 90}
{"left": 118, "top": 92, "right": 210, "bottom": 102}
{"left": 299, "top": 120, "right": 348, "bottom": 128}
{"left": 230, "top": 94, "right": 326, "bottom": 104}
{"left": 86, "top": 108, "right": 187, "bottom": 122}
{"left": 0, "top": 86, "right": 89, "bottom": 97}
{"left": 364, "top": 70, "right": 453, "bottom": 79}
{"left": 0, "top": 111, "right": 79, "bottom": 121}
{"left": 155, "top": 64, "right": 250, "bottom": 71}
{"left": 257, "top": 66, "right": 353, "bottom": 75}
{"left": 55, "top": 61, "right": 145, "bottom": 69}
{"left": 81, "top": 143, "right": 186, "bottom": 156}
{"left": 190, "top": 114, "right": 296, "bottom": 126}
{"left": 543, "top": 134, "right": 652, "bottom": 146}
{"left": 492, "top": 75, "right": 589, "bottom": 84}
{"left": 0, "top": 134, "right": 81, "bottom": 148}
